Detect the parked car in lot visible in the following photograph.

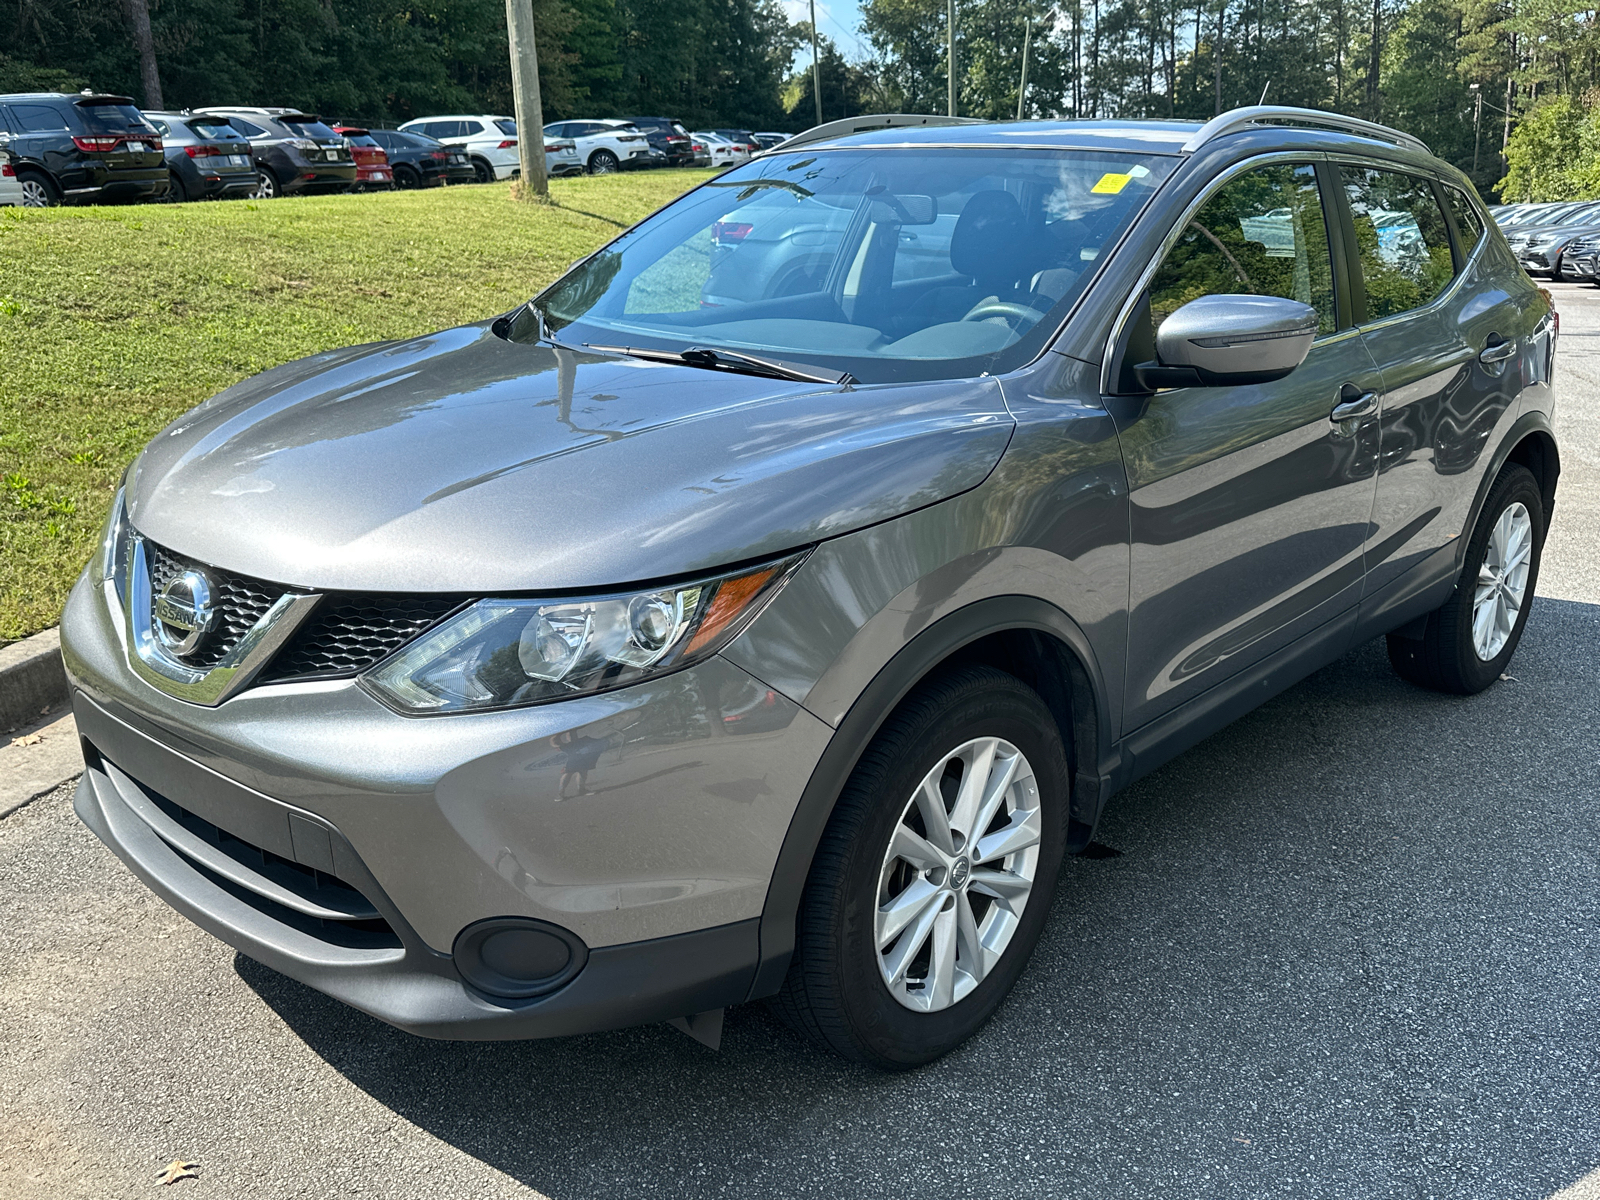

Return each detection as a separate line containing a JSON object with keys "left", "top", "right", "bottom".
{"left": 1501, "top": 201, "right": 1600, "bottom": 277}
{"left": 66, "top": 107, "right": 1560, "bottom": 1070}
{"left": 397, "top": 115, "right": 522, "bottom": 183}
{"left": 542, "top": 118, "right": 652, "bottom": 173}
{"left": 711, "top": 128, "right": 759, "bottom": 155}
{"left": 687, "top": 136, "right": 713, "bottom": 167}
{"left": 195, "top": 107, "right": 355, "bottom": 197}
{"left": 366, "top": 128, "right": 474, "bottom": 188}
{"left": 0, "top": 92, "right": 167, "bottom": 206}
{"left": 329, "top": 127, "right": 393, "bottom": 191}
{"left": 1558, "top": 231, "right": 1600, "bottom": 282}
{"left": 753, "top": 131, "right": 790, "bottom": 150}
{"left": 691, "top": 130, "right": 749, "bottom": 169}
{"left": 623, "top": 116, "right": 694, "bottom": 166}
{"left": 145, "top": 111, "right": 258, "bottom": 202}
{"left": 0, "top": 147, "right": 23, "bottom": 205}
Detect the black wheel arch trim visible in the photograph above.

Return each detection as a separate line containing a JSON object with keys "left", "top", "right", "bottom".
{"left": 746, "top": 594, "right": 1117, "bottom": 1001}
{"left": 1456, "top": 409, "right": 1560, "bottom": 581}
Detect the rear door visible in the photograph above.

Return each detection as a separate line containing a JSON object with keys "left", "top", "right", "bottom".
{"left": 1340, "top": 163, "right": 1539, "bottom": 613}
{"left": 8, "top": 102, "right": 78, "bottom": 185}
{"left": 1109, "top": 157, "right": 1384, "bottom": 731}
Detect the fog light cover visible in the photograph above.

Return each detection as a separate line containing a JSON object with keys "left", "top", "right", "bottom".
{"left": 453, "top": 917, "right": 588, "bottom": 999}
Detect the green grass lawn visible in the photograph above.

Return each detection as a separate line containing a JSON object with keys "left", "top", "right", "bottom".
{"left": 0, "top": 170, "right": 714, "bottom": 644}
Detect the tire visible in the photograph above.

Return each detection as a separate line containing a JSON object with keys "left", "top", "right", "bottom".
{"left": 771, "top": 666, "right": 1070, "bottom": 1069}
{"left": 394, "top": 164, "right": 421, "bottom": 190}
{"left": 160, "top": 171, "right": 187, "bottom": 204}
{"left": 471, "top": 157, "right": 494, "bottom": 184}
{"left": 18, "top": 170, "right": 57, "bottom": 208}
{"left": 588, "top": 149, "right": 619, "bottom": 175}
{"left": 251, "top": 169, "right": 280, "bottom": 200}
{"left": 1387, "top": 463, "right": 1545, "bottom": 694}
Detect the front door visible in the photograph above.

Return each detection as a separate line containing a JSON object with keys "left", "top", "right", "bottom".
{"left": 1111, "top": 159, "right": 1383, "bottom": 731}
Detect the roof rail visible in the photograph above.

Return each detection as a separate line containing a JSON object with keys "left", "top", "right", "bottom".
{"left": 771, "top": 113, "right": 985, "bottom": 153}
{"left": 1181, "top": 105, "right": 1430, "bottom": 155}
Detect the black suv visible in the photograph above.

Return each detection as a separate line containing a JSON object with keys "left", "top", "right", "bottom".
{"left": 0, "top": 92, "right": 167, "bottom": 205}
{"left": 194, "top": 107, "right": 355, "bottom": 197}
{"left": 624, "top": 116, "right": 694, "bottom": 167}
{"left": 367, "top": 128, "right": 475, "bottom": 188}
{"left": 145, "top": 112, "right": 258, "bottom": 202}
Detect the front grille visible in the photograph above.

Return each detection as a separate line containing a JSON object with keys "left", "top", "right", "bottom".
{"left": 148, "top": 542, "right": 288, "bottom": 666}
{"left": 143, "top": 538, "right": 464, "bottom": 687}
{"left": 261, "top": 595, "right": 464, "bottom": 683}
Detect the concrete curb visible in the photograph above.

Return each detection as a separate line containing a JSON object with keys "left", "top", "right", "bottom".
{"left": 0, "top": 627, "right": 68, "bottom": 731}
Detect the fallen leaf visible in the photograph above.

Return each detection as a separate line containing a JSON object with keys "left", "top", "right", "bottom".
{"left": 1233, "top": 1136, "right": 1252, "bottom": 1145}
{"left": 156, "top": 1160, "right": 200, "bottom": 1185}
{"left": 1499, "top": 673, "right": 1518, "bottom": 682}
{"left": 9, "top": 734, "right": 43, "bottom": 749}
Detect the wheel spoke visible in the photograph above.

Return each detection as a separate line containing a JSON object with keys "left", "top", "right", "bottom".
{"left": 912, "top": 777, "right": 956, "bottom": 855}
{"left": 927, "top": 902, "right": 958, "bottom": 1009}
{"left": 880, "top": 895, "right": 940, "bottom": 987}
{"left": 888, "top": 822, "right": 943, "bottom": 872}
{"left": 954, "top": 890, "right": 988, "bottom": 984}
{"left": 971, "top": 748, "right": 1023, "bottom": 846}
{"left": 974, "top": 808, "right": 1042, "bottom": 864}
{"left": 1473, "top": 588, "right": 1498, "bottom": 656}
{"left": 969, "top": 866, "right": 1032, "bottom": 913}
{"left": 877, "top": 878, "right": 942, "bottom": 949}
{"left": 946, "top": 738, "right": 998, "bottom": 844}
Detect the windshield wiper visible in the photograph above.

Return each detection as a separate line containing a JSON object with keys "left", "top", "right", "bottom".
{"left": 584, "top": 343, "right": 855, "bottom": 386}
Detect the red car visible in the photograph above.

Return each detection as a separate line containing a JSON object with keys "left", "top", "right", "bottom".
{"left": 330, "top": 126, "right": 393, "bottom": 190}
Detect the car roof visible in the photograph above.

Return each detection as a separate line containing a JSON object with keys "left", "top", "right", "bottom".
{"left": 781, "top": 109, "right": 1441, "bottom": 162}
{"left": 401, "top": 114, "right": 510, "bottom": 123}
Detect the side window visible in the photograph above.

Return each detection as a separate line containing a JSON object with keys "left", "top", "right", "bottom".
{"left": 459, "top": 121, "right": 484, "bottom": 136}
{"left": 1148, "top": 161, "right": 1336, "bottom": 335}
{"left": 1446, "top": 186, "right": 1486, "bottom": 252}
{"left": 1340, "top": 166, "right": 1455, "bottom": 320}
{"left": 12, "top": 104, "right": 71, "bottom": 132}
{"left": 228, "top": 117, "right": 267, "bottom": 138}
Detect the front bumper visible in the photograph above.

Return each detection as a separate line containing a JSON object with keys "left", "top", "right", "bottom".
{"left": 61, "top": 567, "right": 832, "bottom": 1036}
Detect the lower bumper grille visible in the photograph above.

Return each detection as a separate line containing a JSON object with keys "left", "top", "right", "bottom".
{"left": 98, "top": 752, "right": 400, "bottom": 951}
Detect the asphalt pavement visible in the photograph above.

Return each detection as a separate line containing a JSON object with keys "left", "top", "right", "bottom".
{"left": 3, "top": 286, "right": 1599, "bottom": 1200}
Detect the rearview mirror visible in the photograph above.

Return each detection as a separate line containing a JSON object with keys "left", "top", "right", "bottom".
{"left": 1137, "top": 294, "right": 1318, "bottom": 389}
{"left": 869, "top": 193, "right": 937, "bottom": 225}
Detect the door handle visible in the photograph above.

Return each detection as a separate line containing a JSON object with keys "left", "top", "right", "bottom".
{"left": 1480, "top": 336, "right": 1517, "bottom": 365}
{"left": 1330, "top": 387, "right": 1379, "bottom": 423}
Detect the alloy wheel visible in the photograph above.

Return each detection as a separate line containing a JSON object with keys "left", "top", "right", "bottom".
{"left": 251, "top": 173, "right": 277, "bottom": 200}
{"left": 875, "top": 736, "right": 1041, "bottom": 1013}
{"left": 1472, "top": 501, "right": 1534, "bottom": 661}
{"left": 20, "top": 178, "right": 50, "bottom": 207}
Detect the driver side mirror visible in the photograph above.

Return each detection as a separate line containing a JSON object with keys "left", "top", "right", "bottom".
{"left": 1136, "top": 294, "right": 1318, "bottom": 389}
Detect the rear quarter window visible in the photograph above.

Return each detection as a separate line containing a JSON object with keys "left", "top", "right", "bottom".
{"left": 495, "top": 119, "right": 516, "bottom": 136}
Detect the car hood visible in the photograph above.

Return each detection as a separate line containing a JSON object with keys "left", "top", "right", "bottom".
{"left": 127, "top": 324, "right": 1014, "bottom": 593}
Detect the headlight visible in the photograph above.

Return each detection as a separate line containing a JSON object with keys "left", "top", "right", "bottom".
{"left": 362, "top": 552, "right": 808, "bottom": 714}
{"left": 93, "top": 484, "right": 130, "bottom": 603}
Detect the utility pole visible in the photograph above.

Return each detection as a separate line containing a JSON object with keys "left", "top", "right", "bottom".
{"left": 810, "top": 0, "right": 823, "bottom": 125}
{"left": 948, "top": 0, "right": 957, "bottom": 116}
{"left": 1471, "top": 82, "right": 1482, "bottom": 177}
{"left": 505, "top": 0, "right": 549, "bottom": 199}
{"left": 1016, "top": 17, "right": 1032, "bottom": 120}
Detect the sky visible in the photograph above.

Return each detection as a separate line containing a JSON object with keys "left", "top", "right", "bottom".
{"left": 779, "top": 0, "right": 872, "bottom": 63}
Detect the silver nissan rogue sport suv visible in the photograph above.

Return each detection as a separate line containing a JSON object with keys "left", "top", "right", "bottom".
{"left": 63, "top": 107, "right": 1561, "bottom": 1069}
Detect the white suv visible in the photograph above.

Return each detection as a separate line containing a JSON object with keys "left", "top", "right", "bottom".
{"left": 542, "top": 119, "right": 653, "bottom": 174}
{"left": 398, "top": 114, "right": 521, "bottom": 183}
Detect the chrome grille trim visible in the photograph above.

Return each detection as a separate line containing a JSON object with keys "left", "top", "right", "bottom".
{"left": 124, "top": 533, "right": 322, "bottom": 706}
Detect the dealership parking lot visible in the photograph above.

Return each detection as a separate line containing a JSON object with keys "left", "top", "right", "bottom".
{"left": 2, "top": 284, "right": 1598, "bottom": 1200}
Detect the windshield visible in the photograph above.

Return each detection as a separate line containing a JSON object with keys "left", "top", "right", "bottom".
{"left": 534, "top": 146, "right": 1175, "bottom": 383}
{"left": 280, "top": 119, "right": 339, "bottom": 141}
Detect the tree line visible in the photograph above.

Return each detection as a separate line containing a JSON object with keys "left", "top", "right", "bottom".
{"left": 4, "top": 0, "right": 1599, "bottom": 196}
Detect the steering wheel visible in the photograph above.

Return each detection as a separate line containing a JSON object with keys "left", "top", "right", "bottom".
{"left": 961, "top": 301, "right": 1039, "bottom": 330}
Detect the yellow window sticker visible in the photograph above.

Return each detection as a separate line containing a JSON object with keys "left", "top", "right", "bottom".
{"left": 1091, "top": 172, "right": 1133, "bottom": 195}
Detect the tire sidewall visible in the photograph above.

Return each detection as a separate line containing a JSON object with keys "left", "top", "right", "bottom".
{"left": 1453, "top": 467, "right": 1545, "bottom": 689}
{"left": 825, "top": 676, "right": 1069, "bottom": 1067}
{"left": 590, "top": 150, "right": 618, "bottom": 174}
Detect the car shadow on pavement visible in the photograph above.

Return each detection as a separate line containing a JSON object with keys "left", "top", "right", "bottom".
{"left": 239, "top": 596, "right": 1600, "bottom": 1200}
